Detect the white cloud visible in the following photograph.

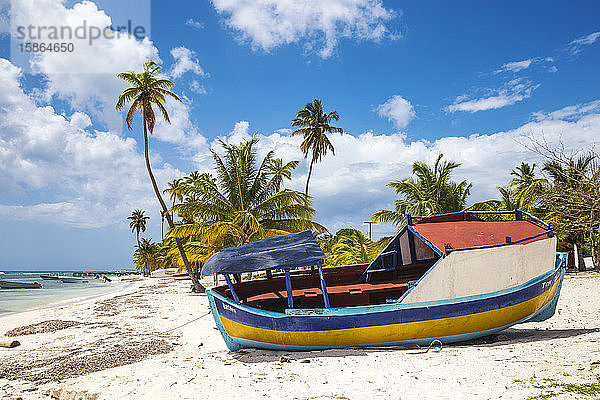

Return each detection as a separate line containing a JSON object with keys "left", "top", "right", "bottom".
{"left": 567, "top": 31, "right": 600, "bottom": 55}
{"left": 446, "top": 79, "right": 539, "bottom": 113}
{"left": 210, "top": 0, "right": 398, "bottom": 58}
{"left": 185, "top": 18, "right": 204, "bottom": 30}
{"left": 0, "top": 58, "right": 182, "bottom": 228}
{"left": 496, "top": 59, "right": 532, "bottom": 73}
{"left": 170, "top": 46, "right": 208, "bottom": 79}
{"left": 376, "top": 95, "right": 415, "bottom": 129}
{"left": 532, "top": 99, "right": 600, "bottom": 121}
{"left": 209, "top": 106, "right": 599, "bottom": 236}
{"left": 8, "top": 0, "right": 159, "bottom": 131}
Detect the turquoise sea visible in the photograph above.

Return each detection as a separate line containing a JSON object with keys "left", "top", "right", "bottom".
{"left": 0, "top": 271, "right": 132, "bottom": 314}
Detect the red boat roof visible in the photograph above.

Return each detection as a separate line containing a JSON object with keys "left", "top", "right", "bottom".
{"left": 412, "top": 220, "right": 549, "bottom": 252}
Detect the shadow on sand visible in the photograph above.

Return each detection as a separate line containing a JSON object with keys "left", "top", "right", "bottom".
{"left": 229, "top": 327, "right": 599, "bottom": 364}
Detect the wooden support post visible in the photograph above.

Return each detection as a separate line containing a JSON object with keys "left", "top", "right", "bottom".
{"left": 318, "top": 264, "right": 330, "bottom": 308}
{"left": 266, "top": 269, "right": 272, "bottom": 279}
{"left": 224, "top": 274, "right": 240, "bottom": 304}
{"left": 284, "top": 269, "right": 294, "bottom": 309}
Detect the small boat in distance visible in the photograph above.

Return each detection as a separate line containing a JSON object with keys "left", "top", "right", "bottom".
{"left": 203, "top": 210, "right": 564, "bottom": 351}
{"left": 0, "top": 280, "right": 42, "bottom": 289}
{"left": 58, "top": 276, "right": 89, "bottom": 283}
{"left": 40, "top": 274, "right": 61, "bottom": 280}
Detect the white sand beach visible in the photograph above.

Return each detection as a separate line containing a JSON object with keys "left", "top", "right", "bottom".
{"left": 1, "top": 273, "right": 599, "bottom": 400}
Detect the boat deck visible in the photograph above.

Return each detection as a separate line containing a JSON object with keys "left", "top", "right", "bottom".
{"left": 214, "top": 262, "right": 433, "bottom": 312}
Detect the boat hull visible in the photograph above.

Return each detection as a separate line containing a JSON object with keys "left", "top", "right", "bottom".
{"left": 0, "top": 280, "right": 42, "bottom": 289}
{"left": 206, "top": 266, "right": 564, "bottom": 351}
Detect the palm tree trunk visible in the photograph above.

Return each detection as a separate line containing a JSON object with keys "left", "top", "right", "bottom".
{"left": 575, "top": 238, "right": 586, "bottom": 272}
{"left": 142, "top": 121, "right": 205, "bottom": 292}
{"left": 305, "top": 158, "right": 315, "bottom": 195}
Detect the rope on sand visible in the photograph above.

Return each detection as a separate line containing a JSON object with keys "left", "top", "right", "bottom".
{"left": 163, "top": 310, "right": 212, "bottom": 334}
{"left": 409, "top": 339, "right": 443, "bottom": 354}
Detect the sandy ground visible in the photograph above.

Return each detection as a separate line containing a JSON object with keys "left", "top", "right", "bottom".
{"left": 1, "top": 273, "right": 599, "bottom": 400}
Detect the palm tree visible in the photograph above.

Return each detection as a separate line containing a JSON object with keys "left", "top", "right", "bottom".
{"left": 543, "top": 155, "right": 595, "bottom": 271}
{"left": 116, "top": 60, "right": 204, "bottom": 292}
{"left": 328, "top": 229, "right": 379, "bottom": 266}
{"left": 134, "top": 237, "right": 161, "bottom": 276}
{"left": 372, "top": 154, "right": 472, "bottom": 227}
{"left": 127, "top": 209, "right": 149, "bottom": 245}
{"left": 291, "top": 99, "right": 343, "bottom": 195}
{"left": 168, "top": 137, "right": 327, "bottom": 264}
{"left": 509, "top": 162, "right": 548, "bottom": 212}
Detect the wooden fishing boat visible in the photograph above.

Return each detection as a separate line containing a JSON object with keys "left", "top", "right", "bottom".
{"left": 173, "top": 273, "right": 191, "bottom": 280}
{"left": 0, "top": 280, "right": 42, "bottom": 289}
{"left": 203, "top": 210, "right": 564, "bottom": 351}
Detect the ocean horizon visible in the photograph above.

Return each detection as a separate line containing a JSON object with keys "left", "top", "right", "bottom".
{"left": 0, "top": 271, "right": 133, "bottom": 314}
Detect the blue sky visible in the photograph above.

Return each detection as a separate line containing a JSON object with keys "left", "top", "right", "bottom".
{"left": 0, "top": 0, "right": 598, "bottom": 270}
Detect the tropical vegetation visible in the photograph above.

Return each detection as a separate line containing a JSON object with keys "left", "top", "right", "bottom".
{"left": 372, "top": 154, "right": 472, "bottom": 226}
{"left": 165, "top": 137, "right": 326, "bottom": 268}
{"left": 116, "top": 60, "right": 204, "bottom": 292}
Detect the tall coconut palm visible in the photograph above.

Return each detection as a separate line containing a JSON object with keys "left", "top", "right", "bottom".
{"left": 127, "top": 209, "right": 149, "bottom": 245}
{"left": 372, "top": 154, "right": 472, "bottom": 227}
{"left": 116, "top": 60, "right": 204, "bottom": 292}
{"left": 291, "top": 99, "right": 343, "bottom": 195}
{"left": 168, "top": 137, "right": 326, "bottom": 264}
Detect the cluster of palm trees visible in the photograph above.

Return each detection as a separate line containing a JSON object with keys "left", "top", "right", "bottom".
{"left": 370, "top": 152, "right": 598, "bottom": 271}
{"left": 116, "top": 60, "right": 343, "bottom": 290}
{"left": 118, "top": 60, "right": 597, "bottom": 285}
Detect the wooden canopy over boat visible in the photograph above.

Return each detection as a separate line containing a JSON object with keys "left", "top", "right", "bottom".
{"left": 203, "top": 210, "right": 564, "bottom": 351}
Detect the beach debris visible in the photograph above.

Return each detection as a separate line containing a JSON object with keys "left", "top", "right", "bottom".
{"left": 0, "top": 338, "right": 173, "bottom": 384}
{"left": 44, "top": 388, "right": 99, "bottom": 400}
{"left": 408, "top": 340, "right": 443, "bottom": 354}
{"left": 279, "top": 356, "right": 291, "bottom": 363}
{"left": 5, "top": 321, "right": 82, "bottom": 337}
{"left": 299, "top": 359, "right": 311, "bottom": 363}
{"left": 0, "top": 340, "right": 20, "bottom": 348}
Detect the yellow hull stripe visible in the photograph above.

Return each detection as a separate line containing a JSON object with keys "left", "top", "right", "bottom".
{"left": 219, "top": 278, "right": 559, "bottom": 347}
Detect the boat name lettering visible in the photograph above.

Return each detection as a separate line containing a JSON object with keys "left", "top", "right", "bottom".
{"left": 223, "top": 303, "right": 237, "bottom": 313}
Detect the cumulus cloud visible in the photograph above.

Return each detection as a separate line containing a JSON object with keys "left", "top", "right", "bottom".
{"left": 0, "top": 58, "right": 182, "bottom": 228}
{"left": 209, "top": 106, "right": 599, "bottom": 236}
{"left": 446, "top": 79, "right": 539, "bottom": 113}
{"left": 8, "top": 0, "right": 159, "bottom": 130}
{"left": 376, "top": 95, "right": 415, "bottom": 129}
{"left": 566, "top": 31, "right": 600, "bottom": 55}
{"left": 170, "top": 46, "right": 208, "bottom": 79}
{"left": 210, "top": 0, "right": 398, "bottom": 58}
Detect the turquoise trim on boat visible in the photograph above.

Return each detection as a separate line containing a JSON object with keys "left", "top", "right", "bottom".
{"left": 525, "top": 267, "right": 565, "bottom": 322}
{"left": 207, "top": 290, "right": 243, "bottom": 351}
